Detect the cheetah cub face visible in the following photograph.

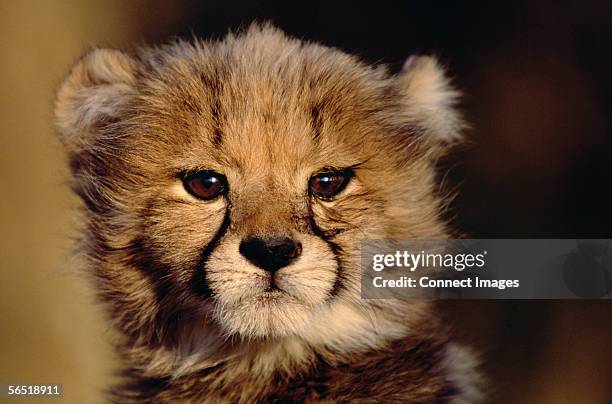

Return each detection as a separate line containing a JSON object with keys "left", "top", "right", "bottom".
{"left": 55, "top": 25, "right": 462, "bottom": 349}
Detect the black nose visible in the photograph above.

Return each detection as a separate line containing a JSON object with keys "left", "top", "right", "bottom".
{"left": 239, "top": 236, "right": 302, "bottom": 272}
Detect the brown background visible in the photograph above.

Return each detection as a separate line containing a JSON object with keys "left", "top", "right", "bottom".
{"left": 0, "top": 1, "right": 610, "bottom": 403}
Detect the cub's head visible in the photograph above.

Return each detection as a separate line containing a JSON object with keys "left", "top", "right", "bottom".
{"left": 55, "top": 25, "right": 462, "bottom": 368}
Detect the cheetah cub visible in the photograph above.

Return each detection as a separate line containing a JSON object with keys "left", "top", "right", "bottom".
{"left": 55, "top": 24, "right": 482, "bottom": 403}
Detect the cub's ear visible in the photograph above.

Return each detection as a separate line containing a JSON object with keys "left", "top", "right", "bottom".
{"left": 393, "top": 56, "right": 464, "bottom": 145}
{"left": 54, "top": 48, "right": 138, "bottom": 155}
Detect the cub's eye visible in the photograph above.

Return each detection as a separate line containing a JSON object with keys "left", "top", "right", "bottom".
{"left": 309, "top": 169, "right": 352, "bottom": 200}
{"left": 183, "top": 171, "right": 227, "bottom": 200}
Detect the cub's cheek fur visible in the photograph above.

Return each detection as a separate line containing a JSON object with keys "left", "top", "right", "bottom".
{"left": 54, "top": 24, "right": 483, "bottom": 402}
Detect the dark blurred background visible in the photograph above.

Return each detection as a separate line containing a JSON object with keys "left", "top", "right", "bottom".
{"left": 0, "top": 1, "right": 610, "bottom": 402}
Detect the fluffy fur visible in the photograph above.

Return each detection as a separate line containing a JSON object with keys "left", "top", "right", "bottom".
{"left": 55, "top": 24, "right": 482, "bottom": 402}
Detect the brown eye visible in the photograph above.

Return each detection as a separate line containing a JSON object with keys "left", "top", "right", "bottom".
{"left": 309, "top": 169, "right": 352, "bottom": 200}
{"left": 183, "top": 171, "right": 227, "bottom": 200}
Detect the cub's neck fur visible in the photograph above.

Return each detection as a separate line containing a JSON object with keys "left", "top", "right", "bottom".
{"left": 116, "top": 320, "right": 479, "bottom": 403}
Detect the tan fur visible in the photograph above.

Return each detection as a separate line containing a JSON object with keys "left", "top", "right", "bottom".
{"left": 55, "top": 24, "right": 482, "bottom": 402}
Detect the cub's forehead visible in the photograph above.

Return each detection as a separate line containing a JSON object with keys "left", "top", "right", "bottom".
{"left": 129, "top": 31, "right": 393, "bottom": 160}
{"left": 141, "top": 36, "right": 388, "bottom": 123}
{"left": 138, "top": 28, "right": 390, "bottom": 108}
